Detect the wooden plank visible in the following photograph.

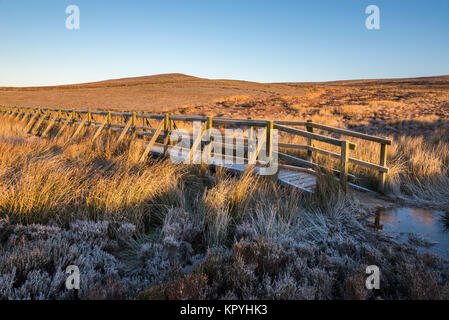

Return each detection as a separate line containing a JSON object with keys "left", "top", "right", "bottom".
{"left": 41, "top": 119, "right": 56, "bottom": 137}
{"left": 273, "top": 120, "right": 307, "bottom": 126}
{"left": 276, "top": 169, "right": 316, "bottom": 193}
{"left": 214, "top": 118, "right": 267, "bottom": 127}
{"left": 278, "top": 172, "right": 302, "bottom": 180}
{"left": 14, "top": 109, "right": 23, "bottom": 120}
{"left": 8, "top": 108, "right": 17, "bottom": 119}
{"left": 25, "top": 115, "right": 38, "bottom": 133}
{"left": 298, "top": 179, "right": 317, "bottom": 187}
{"left": 277, "top": 164, "right": 316, "bottom": 175}
{"left": 21, "top": 113, "right": 31, "bottom": 124}
{"left": 287, "top": 177, "right": 316, "bottom": 187}
{"left": 69, "top": 117, "right": 87, "bottom": 141}
{"left": 279, "top": 171, "right": 307, "bottom": 180}
{"left": 55, "top": 118, "right": 70, "bottom": 138}
{"left": 247, "top": 127, "right": 267, "bottom": 165}
{"left": 214, "top": 117, "right": 390, "bottom": 145}
{"left": 278, "top": 178, "right": 314, "bottom": 193}
{"left": 187, "top": 121, "right": 208, "bottom": 163}
{"left": 294, "top": 177, "right": 317, "bottom": 187}
{"left": 92, "top": 118, "right": 108, "bottom": 142}
{"left": 31, "top": 115, "right": 47, "bottom": 135}
{"left": 293, "top": 179, "right": 316, "bottom": 187}
{"left": 169, "top": 115, "right": 207, "bottom": 122}
{"left": 139, "top": 119, "right": 165, "bottom": 162}
{"left": 117, "top": 119, "right": 132, "bottom": 143}
{"left": 30, "top": 116, "right": 44, "bottom": 134}
{"left": 275, "top": 124, "right": 356, "bottom": 150}
{"left": 308, "top": 122, "right": 392, "bottom": 145}
{"left": 287, "top": 173, "right": 314, "bottom": 182}
{"left": 163, "top": 114, "right": 171, "bottom": 155}
{"left": 273, "top": 119, "right": 392, "bottom": 145}
{"left": 278, "top": 142, "right": 389, "bottom": 173}
{"left": 201, "top": 117, "right": 213, "bottom": 162}
{"left": 277, "top": 151, "right": 356, "bottom": 180}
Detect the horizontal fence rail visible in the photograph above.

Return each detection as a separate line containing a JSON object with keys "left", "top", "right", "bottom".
{"left": 0, "top": 106, "right": 392, "bottom": 192}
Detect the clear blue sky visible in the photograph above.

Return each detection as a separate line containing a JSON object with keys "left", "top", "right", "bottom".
{"left": 1, "top": 0, "right": 448, "bottom": 86}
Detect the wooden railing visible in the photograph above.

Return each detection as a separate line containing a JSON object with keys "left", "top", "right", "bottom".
{"left": 0, "top": 106, "right": 392, "bottom": 192}
{"left": 272, "top": 120, "right": 391, "bottom": 192}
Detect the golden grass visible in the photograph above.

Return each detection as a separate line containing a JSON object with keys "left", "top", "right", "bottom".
{"left": 1, "top": 99, "right": 448, "bottom": 230}
{"left": 0, "top": 120, "right": 183, "bottom": 227}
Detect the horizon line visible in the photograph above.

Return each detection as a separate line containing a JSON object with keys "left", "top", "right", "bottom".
{"left": 2, "top": 72, "right": 449, "bottom": 89}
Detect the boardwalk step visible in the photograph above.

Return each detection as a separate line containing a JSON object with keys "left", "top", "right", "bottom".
{"left": 137, "top": 144, "right": 318, "bottom": 193}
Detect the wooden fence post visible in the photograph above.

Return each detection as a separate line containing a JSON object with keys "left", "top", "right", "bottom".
{"left": 107, "top": 112, "right": 112, "bottom": 133}
{"left": 92, "top": 114, "right": 108, "bottom": 142}
{"left": 25, "top": 107, "right": 41, "bottom": 133}
{"left": 131, "top": 112, "right": 136, "bottom": 127}
{"left": 378, "top": 143, "right": 388, "bottom": 193}
{"left": 140, "top": 118, "right": 165, "bottom": 162}
{"left": 55, "top": 108, "right": 61, "bottom": 122}
{"left": 117, "top": 116, "right": 132, "bottom": 143}
{"left": 163, "top": 113, "right": 170, "bottom": 154}
{"left": 41, "top": 109, "right": 56, "bottom": 137}
{"left": 340, "top": 140, "right": 349, "bottom": 192}
{"left": 55, "top": 114, "right": 68, "bottom": 139}
{"left": 169, "top": 113, "right": 174, "bottom": 146}
{"left": 187, "top": 120, "right": 208, "bottom": 164}
{"left": 132, "top": 112, "right": 137, "bottom": 137}
{"left": 21, "top": 108, "right": 30, "bottom": 124}
{"left": 87, "top": 110, "right": 92, "bottom": 124}
{"left": 306, "top": 120, "right": 314, "bottom": 162}
{"left": 14, "top": 107, "right": 22, "bottom": 120}
{"left": 248, "top": 126, "right": 255, "bottom": 160}
{"left": 9, "top": 106, "right": 17, "bottom": 119}
{"left": 266, "top": 120, "right": 274, "bottom": 165}
{"left": 20, "top": 108, "right": 28, "bottom": 123}
{"left": 203, "top": 117, "right": 213, "bottom": 163}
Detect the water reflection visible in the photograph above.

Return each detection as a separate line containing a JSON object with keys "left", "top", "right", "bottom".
{"left": 374, "top": 207, "right": 449, "bottom": 259}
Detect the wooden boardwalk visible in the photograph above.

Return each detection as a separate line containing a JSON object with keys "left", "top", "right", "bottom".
{"left": 277, "top": 170, "right": 317, "bottom": 193}
{"left": 144, "top": 142, "right": 317, "bottom": 193}
{"left": 0, "top": 106, "right": 392, "bottom": 194}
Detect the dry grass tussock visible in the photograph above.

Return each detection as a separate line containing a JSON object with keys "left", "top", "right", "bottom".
{"left": 1, "top": 119, "right": 449, "bottom": 300}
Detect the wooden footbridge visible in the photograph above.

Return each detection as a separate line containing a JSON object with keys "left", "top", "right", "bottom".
{"left": 0, "top": 106, "right": 392, "bottom": 193}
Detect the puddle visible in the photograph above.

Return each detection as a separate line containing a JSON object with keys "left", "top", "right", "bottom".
{"left": 374, "top": 207, "right": 449, "bottom": 260}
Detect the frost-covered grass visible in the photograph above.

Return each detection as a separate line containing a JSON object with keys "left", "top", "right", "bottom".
{"left": 1, "top": 119, "right": 449, "bottom": 300}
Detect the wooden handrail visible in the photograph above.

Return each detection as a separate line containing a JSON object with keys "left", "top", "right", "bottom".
{"left": 278, "top": 142, "right": 389, "bottom": 173}
{"left": 305, "top": 122, "right": 391, "bottom": 145}
{"left": 275, "top": 124, "right": 357, "bottom": 150}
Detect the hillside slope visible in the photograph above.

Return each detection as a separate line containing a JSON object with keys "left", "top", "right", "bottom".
{"left": 1, "top": 74, "right": 448, "bottom": 128}
{"left": 0, "top": 73, "right": 305, "bottom": 112}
